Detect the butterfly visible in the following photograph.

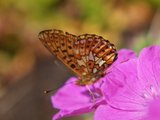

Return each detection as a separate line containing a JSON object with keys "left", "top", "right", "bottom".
{"left": 38, "top": 29, "right": 117, "bottom": 86}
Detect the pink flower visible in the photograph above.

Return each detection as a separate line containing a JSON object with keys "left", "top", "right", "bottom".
{"left": 51, "top": 49, "right": 136, "bottom": 120}
{"left": 95, "top": 45, "right": 160, "bottom": 120}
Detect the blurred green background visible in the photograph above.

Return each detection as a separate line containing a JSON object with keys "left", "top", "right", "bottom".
{"left": 0, "top": 0, "right": 160, "bottom": 120}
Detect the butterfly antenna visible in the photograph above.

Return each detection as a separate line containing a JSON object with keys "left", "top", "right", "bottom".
{"left": 43, "top": 89, "right": 56, "bottom": 94}
{"left": 44, "top": 80, "right": 77, "bottom": 94}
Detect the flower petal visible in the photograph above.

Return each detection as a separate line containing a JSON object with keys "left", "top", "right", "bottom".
{"left": 97, "top": 46, "right": 160, "bottom": 120}
{"left": 94, "top": 105, "right": 145, "bottom": 120}
{"left": 105, "top": 49, "right": 137, "bottom": 78}
{"left": 113, "top": 49, "right": 136, "bottom": 66}
{"left": 52, "top": 77, "right": 91, "bottom": 110}
{"left": 53, "top": 107, "right": 92, "bottom": 120}
{"left": 51, "top": 77, "right": 105, "bottom": 119}
{"left": 103, "top": 59, "right": 147, "bottom": 111}
{"left": 138, "top": 45, "right": 160, "bottom": 92}
{"left": 106, "top": 49, "right": 136, "bottom": 73}
{"left": 145, "top": 98, "right": 160, "bottom": 120}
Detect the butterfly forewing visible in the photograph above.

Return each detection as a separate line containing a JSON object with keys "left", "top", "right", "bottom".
{"left": 39, "top": 29, "right": 117, "bottom": 86}
{"left": 39, "top": 30, "right": 87, "bottom": 77}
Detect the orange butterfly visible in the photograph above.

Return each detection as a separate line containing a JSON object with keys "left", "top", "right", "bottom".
{"left": 38, "top": 29, "right": 117, "bottom": 86}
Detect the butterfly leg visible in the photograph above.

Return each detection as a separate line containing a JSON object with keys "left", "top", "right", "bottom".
{"left": 85, "top": 85, "right": 96, "bottom": 103}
